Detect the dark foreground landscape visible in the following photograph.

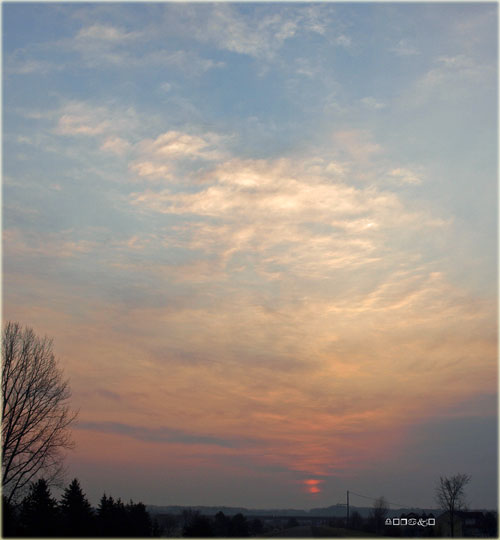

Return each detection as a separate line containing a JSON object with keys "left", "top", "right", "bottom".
{"left": 2, "top": 478, "right": 497, "bottom": 538}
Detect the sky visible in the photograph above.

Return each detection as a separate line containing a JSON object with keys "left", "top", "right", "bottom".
{"left": 2, "top": 2, "right": 498, "bottom": 511}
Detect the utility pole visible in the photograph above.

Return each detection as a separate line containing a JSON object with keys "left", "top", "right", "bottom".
{"left": 346, "top": 490, "right": 350, "bottom": 528}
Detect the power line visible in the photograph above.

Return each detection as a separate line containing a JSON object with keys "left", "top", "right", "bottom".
{"left": 349, "top": 490, "right": 421, "bottom": 510}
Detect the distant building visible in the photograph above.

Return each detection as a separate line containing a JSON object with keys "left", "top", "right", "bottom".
{"left": 436, "top": 510, "right": 486, "bottom": 537}
{"left": 395, "top": 511, "right": 436, "bottom": 537}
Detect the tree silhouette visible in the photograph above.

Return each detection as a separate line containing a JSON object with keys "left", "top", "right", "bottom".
{"left": 59, "top": 478, "right": 95, "bottom": 536}
{"left": 213, "top": 511, "right": 230, "bottom": 536}
{"left": 249, "top": 517, "right": 264, "bottom": 536}
{"left": 349, "top": 510, "right": 363, "bottom": 531}
{"left": 2, "top": 495, "right": 20, "bottom": 536}
{"left": 97, "top": 494, "right": 114, "bottom": 536}
{"left": 2, "top": 322, "right": 77, "bottom": 503}
{"left": 183, "top": 513, "right": 214, "bottom": 537}
{"left": 370, "top": 496, "right": 389, "bottom": 534}
{"left": 482, "top": 512, "right": 498, "bottom": 537}
{"left": 96, "top": 493, "right": 152, "bottom": 537}
{"left": 435, "top": 473, "right": 471, "bottom": 538}
{"left": 125, "top": 500, "right": 153, "bottom": 537}
{"left": 18, "top": 478, "right": 59, "bottom": 537}
{"left": 230, "top": 513, "right": 249, "bottom": 537}
{"left": 3, "top": 480, "right": 156, "bottom": 537}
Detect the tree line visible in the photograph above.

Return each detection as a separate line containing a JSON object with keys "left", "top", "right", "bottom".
{"left": 179, "top": 510, "right": 263, "bottom": 537}
{"left": 2, "top": 477, "right": 158, "bottom": 537}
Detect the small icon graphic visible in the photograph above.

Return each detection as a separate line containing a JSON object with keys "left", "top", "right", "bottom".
{"left": 387, "top": 516, "right": 436, "bottom": 527}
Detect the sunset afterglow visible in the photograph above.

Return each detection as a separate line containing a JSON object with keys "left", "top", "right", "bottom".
{"left": 3, "top": 2, "right": 497, "bottom": 510}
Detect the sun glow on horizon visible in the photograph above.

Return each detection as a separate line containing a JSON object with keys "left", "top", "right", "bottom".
{"left": 304, "top": 479, "right": 324, "bottom": 495}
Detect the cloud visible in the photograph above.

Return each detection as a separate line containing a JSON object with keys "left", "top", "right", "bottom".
{"left": 100, "top": 136, "right": 131, "bottom": 155}
{"left": 21, "top": 19, "right": 214, "bottom": 76}
{"left": 53, "top": 101, "right": 141, "bottom": 142}
{"left": 361, "top": 97, "right": 386, "bottom": 110}
{"left": 5, "top": 101, "right": 494, "bottom": 483}
{"left": 136, "top": 131, "right": 225, "bottom": 161}
{"left": 64, "top": 23, "right": 142, "bottom": 68}
{"left": 75, "top": 421, "right": 247, "bottom": 448}
{"left": 76, "top": 23, "right": 140, "bottom": 43}
{"left": 55, "top": 102, "right": 112, "bottom": 136}
{"left": 3, "top": 228, "right": 98, "bottom": 260}
{"left": 128, "top": 130, "right": 229, "bottom": 181}
{"left": 197, "top": 5, "right": 298, "bottom": 59}
{"left": 187, "top": 4, "right": 339, "bottom": 61}
{"left": 117, "top": 137, "right": 495, "bottom": 482}
{"left": 149, "top": 50, "right": 225, "bottom": 75}
{"left": 126, "top": 135, "right": 448, "bottom": 294}
{"left": 332, "top": 129, "right": 383, "bottom": 161}
{"left": 131, "top": 156, "right": 397, "bottom": 225}
{"left": 129, "top": 161, "right": 172, "bottom": 181}
{"left": 406, "top": 53, "right": 496, "bottom": 106}
{"left": 6, "top": 227, "right": 495, "bottom": 479}
{"left": 71, "top": 22, "right": 224, "bottom": 74}
{"left": 335, "top": 34, "right": 351, "bottom": 48}
{"left": 425, "top": 54, "right": 487, "bottom": 87}
{"left": 3, "top": 39, "right": 67, "bottom": 76}
{"left": 6, "top": 58, "right": 60, "bottom": 75}
{"left": 390, "top": 39, "right": 419, "bottom": 57}
{"left": 389, "top": 167, "right": 423, "bottom": 185}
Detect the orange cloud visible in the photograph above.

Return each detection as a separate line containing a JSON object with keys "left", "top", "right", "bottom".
{"left": 4, "top": 124, "right": 496, "bottom": 487}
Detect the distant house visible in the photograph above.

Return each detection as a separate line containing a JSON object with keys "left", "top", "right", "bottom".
{"left": 436, "top": 510, "right": 485, "bottom": 537}
{"left": 396, "top": 511, "right": 436, "bottom": 537}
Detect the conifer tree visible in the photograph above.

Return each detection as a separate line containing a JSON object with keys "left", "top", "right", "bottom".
{"left": 2, "top": 495, "right": 20, "bottom": 536}
{"left": 97, "top": 493, "right": 115, "bottom": 536}
{"left": 125, "top": 500, "right": 152, "bottom": 537}
{"left": 59, "top": 478, "right": 94, "bottom": 536}
{"left": 19, "top": 478, "right": 59, "bottom": 537}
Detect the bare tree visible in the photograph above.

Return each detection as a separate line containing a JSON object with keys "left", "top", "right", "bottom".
{"left": 435, "top": 473, "right": 471, "bottom": 537}
{"left": 2, "top": 322, "right": 77, "bottom": 503}
{"left": 370, "top": 496, "right": 389, "bottom": 534}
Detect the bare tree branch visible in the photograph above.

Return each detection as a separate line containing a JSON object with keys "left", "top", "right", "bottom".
{"left": 2, "top": 322, "right": 77, "bottom": 503}
{"left": 435, "top": 473, "right": 471, "bottom": 537}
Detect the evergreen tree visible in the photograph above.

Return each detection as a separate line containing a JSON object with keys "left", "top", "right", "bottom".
{"left": 59, "top": 478, "right": 94, "bottom": 536}
{"left": 18, "top": 479, "right": 60, "bottom": 537}
{"left": 2, "top": 495, "right": 20, "bottom": 537}
{"left": 97, "top": 493, "right": 153, "bottom": 537}
{"left": 97, "top": 493, "right": 116, "bottom": 536}
{"left": 125, "top": 500, "right": 152, "bottom": 537}
{"left": 113, "top": 497, "right": 128, "bottom": 536}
